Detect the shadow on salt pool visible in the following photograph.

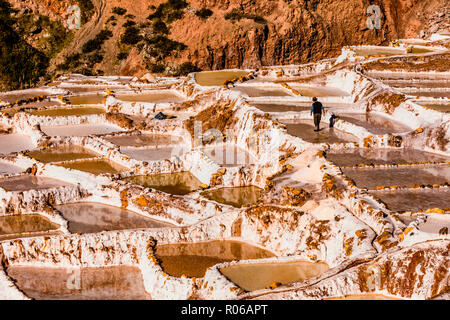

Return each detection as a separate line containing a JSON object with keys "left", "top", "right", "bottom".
{"left": 220, "top": 260, "right": 329, "bottom": 292}
{"left": 337, "top": 113, "right": 410, "bottom": 134}
{"left": 0, "top": 214, "right": 60, "bottom": 241}
{"left": 26, "top": 145, "right": 100, "bottom": 163}
{"left": 6, "top": 265, "right": 151, "bottom": 300}
{"left": 202, "top": 186, "right": 262, "bottom": 208}
{"left": 124, "top": 172, "right": 203, "bottom": 195}
{"left": 156, "top": 241, "right": 275, "bottom": 278}
{"left": 55, "top": 159, "right": 130, "bottom": 175}
{"left": 0, "top": 175, "right": 73, "bottom": 191}
{"left": 55, "top": 202, "right": 174, "bottom": 234}
{"left": 29, "top": 106, "right": 106, "bottom": 117}
{"left": 281, "top": 120, "right": 358, "bottom": 144}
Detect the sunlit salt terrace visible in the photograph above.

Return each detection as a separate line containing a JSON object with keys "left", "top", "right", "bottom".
{"left": 41, "top": 123, "right": 125, "bottom": 137}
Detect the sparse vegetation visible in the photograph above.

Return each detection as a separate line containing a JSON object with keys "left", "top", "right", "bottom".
{"left": 152, "top": 19, "right": 169, "bottom": 35}
{"left": 76, "top": 0, "right": 95, "bottom": 24}
{"left": 173, "top": 62, "right": 201, "bottom": 76}
{"left": 120, "top": 26, "right": 142, "bottom": 45}
{"left": 123, "top": 20, "right": 136, "bottom": 28}
{"left": 147, "top": 0, "right": 188, "bottom": 24}
{"left": 112, "top": 7, "right": 127, "bottom": 16}
{"left": 143, "top": 34, "right": 186, "bottom": 60}
{"left": 82, "top": 29, "right": 113, "bottom": 53}
{"left": 195, "top": 8, "right": 213, "bottom": 20}
{"left": 225, "top": 9, "right": 266, "bottom": 24}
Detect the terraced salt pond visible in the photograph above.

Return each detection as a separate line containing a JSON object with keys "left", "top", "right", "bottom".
{"left": 202, "top": 186, "right": 262, "bottom": 208}
{"left": 120, "top": 147, "right": 184, "bottom": 161}
{"left": 416, "top": 103, "right": 450, "bottom": 113}
{"left": 352, "top": 47, "right": 407, "bottom": 56}
{"left": 56, "top": 159, "right": 129, "bottom": 175}
{"left": 281, "top": 120, "right": 358, "bottom": 144}
{"left": 0, "top": 214, "right": 60, "bottom": 241}
{"left": 287, "top": 85, "right": 349, "bottom": 97}
{"left": 55, "top": 202, "right": 174, "bottom": 234}
{"left": 26, "top": 146, "right": 100, "bottom": 163}
{"left": 0, "top": 161, "right": 23, "bottom": 174}
{"left": 202, "top": 145, "right": 256, "bottom": 167}
{"left": 41, "top": 123, "right": 125, "bottom": 137}
{"left": 326, "top": 148, "right": 448, "bottom": 167}
{"left": 220, "top": 260, "right": 329, "bottom": 291}
{"left": 67, "top": 94, "right": 106, "bottom": 105}
{"left": 116, "top": 91, "right": 184, "bottom": 103}
{"left": 0, "top": 133, "right": 34, "bottom": 154}
{"left": 0, "top": 175, "right": 72, "bottom": 191}
{"left": 232, "top": 86, "right": 292, "bottom": 97}
{"left": 6, "top": 266, "right": 151, "bottom": 300}
{"left": 155, "top": 241, "right": 275, "bottom": 278}
{"left": 29, "top": 106, "right": 106, "bottom": 117}
{"left": 337, "top": 113, "right": 411, "bottom": 134}
{"left": 103, "top": 133, "right": 182, "bottom": 147}
{"left": 370, "top": 189, "right": 449, "bottom": 212}
{"left": 402, "top": 91, "right": 450, "bottom": 98}
{"left": 194, "top": 71, "right": 249, "bottom": 86}
{"left": 0, "top": 91, "right": 49, "bottom": 103}
{"left": 343, "top": 166, "right": 450, "bottom": 189}
{"left": 124, "top": 172, "right": 203, "bottom": 195}
{"left": 251, "top": 103, "right": 312, "bottom": 113}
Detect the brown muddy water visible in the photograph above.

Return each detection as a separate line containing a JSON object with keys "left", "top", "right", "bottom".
{"left": 124, "top": 172, "right": 203, "bottom": 195}
{"left": 56, "top": 159, "right": 129, "bottom": 175}
{"left": 67, "top": 94, "right": 106, "bottom": 105}
{"left": 29, "top": 106, "right": 106, "bottom": 117}
{"left": 202, "top": 186, "right": 262, "bottom": 208}
{"left": 156, "top": 240, "right": 275, "bottom": 278}
{"left": 0, "top": 175, "right": 72, "bottom": 191}
{"left": 55, "top": 202, "right": 174, "bottom": 234}
{"left": 103, "top": 133, "right": 182, "bottom": 147}
{"left": 326, "top": 148, "right": 448, "bottom": 167}
{"left": 417, "top": 103, "right": 450, "bottom": 113}
{"left": 0, "top": 214, "right": 59, "bottom": 241}
{"left": 342, "top": 165, "right": 450, "bottom": 189}
{"left": 287, "top": 85, "right": 348, "bottom": 97}
{"left": 26, "top": 146, "right": 100, "bottom": 163}
{"left": 0, "top": 91, "right": 49, "bottom": 103}
{"left": 116, "top": 91, "right": 184, "bottom": 103}
{"left": 6, "top": 266, "right": 151, "bottom": 300}
{"left": 41, "top": 124, "right": 125, "bottom": 137}
{"left": 220, "top": 260, "right": 329, "bottom": 292}
{"left": 251, "top": 103, "right": 312, "bottom": 113}
{"left": 194, "top": 71, "right": 249, "bottom": 86}
{"left": 232, "top": 86, "right": 292, "bottom": 97}
{"left": 120, "top": 147, "right": 184, "bottom": 161}
{"left": 370, "top": 189, "right": 449, "bottom": 212}
{"left": 353, "top": 47, "right": 406, "bottom": 56}
{"left": 282, "top": 120, "right": 358, "bottom": 144}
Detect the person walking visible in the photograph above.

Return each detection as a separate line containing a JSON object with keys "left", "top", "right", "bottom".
{"left": 310, "top": 97, "right": 325, "bottom": 131}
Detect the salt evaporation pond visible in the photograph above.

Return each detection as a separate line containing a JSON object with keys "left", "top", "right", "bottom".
{"left": 202, "top": 145, "right": 256, "bottom": 167}
{"left": 220, "top": 260, "right": 329, "bottom": 292}
{"left": 156, "top": 240, "right": 275, "bottom": 278}
{"left": 281, "top": 120, "right": 358, "bottom": 144}
{"left": 202, "top": 186, "right": 262, "bottom": 208}
{"left": 56, "top": 159, "right": 129, "bottom": 175}
{"left": 0, "top": 214, "right": 59, "bottom": 241}
{"left": 370, "top": 189, "right": 449, "bottom": 212}
{"left": 337, "top": 113, "right": 410, "bottom": 134}
{"left": 194, "top": 71, "right": 249, "bottom": 86}
{"left": 401, "top": 91, "right": 450, "bottom": 98}
{"left": 383, "top": 80, "right": 450, "bottom": 88}
{"left": 0, "top": 161, "right": 23, "bottom": 174}
{"left": 417, "top": 215, "right": 450, "bottom": 234}
{"left": 41, "top": 123, "right": 125, "bottom": 137}
{"left": 116, "top": 91, "right": 184, "bottom": 103}
{"left": 0, "top": 90, "right": 49, "bottom": 103}
{"left": 6, "top": 266, "right": 151, "bottom": 300}
{"left": 342, "top": 166, "right": 450, "bottom": 189}
{"left": 120, "top": 146, "right": 184, "bottom": 161}
{"left": 352, "top": 47, "right": 406, "bottom": 56}
{"left": 287, "top": 85, "right": 349, "bottom": 97}
{"left": 251, "top": 103, "right": 312, "bottom": 113}
{"left": 55, "top": 202, "right": 174, "bottom": 234}
{"left": 416, "top": 103, "right": 450, "bottom": 113}
{"left": 26, "top": 145, "right": 100, "bottom": 163}
{"left": 232, "top": 86, "right": 292, "bottom": 97}
{"left": 0, "top": 175, "right": 72, "bottom": 191}
{"left": 29, "top": 106, "right": 106, "bottom": 117}
{"left": 124, "top": 172, "right": 203, "bottom": 195}
{"left": 103, "top": 133, "right": 182, "bottom": 147}
{"left": 326, "top": 148, "right": 448, "bottom": 167}
{"left": 67, "top": 94, "right": 106, "bottom": 105}
{"left": 0, "top": 134, "right": 34, "bottom": 154}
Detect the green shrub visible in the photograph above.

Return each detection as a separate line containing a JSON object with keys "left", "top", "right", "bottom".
{"left": 124, "top": 14, "right": 136, "bottom": 19}
{"left": 123, "top": 20, "right": 136, "bottom": 28}
{"left": 144, "top": 34, "right": 186, "bottom": 60}
{"left": 82, "top": 29, "right": 112, "bottom": 53}
{"left": 117, "top": 51, "right": 129, "bottom": 60}
{"left": 152, "top": 19, "right": 169, "bottom": 34}
{"left": 120, "top": 26, "right": 142, "bottom": 45}
{"left": 147, "top": 0, "right": 188, "bottom": 23}
{"left": 77, "top": 0, "right": 94, "bottom": 24}
{"left": 173, "top": 62, "right": 201, "bottom": 76}
{"left": 148, "top": 63, "right": 166, "bottom": 73}
{"left": 112, "top": 7, "right": 127, "bottom": 15}
{"left": 225, "top": 9, "right": 266, "bottom": 24}
{"left": 87, "top": 52, "right": 103, "bottom": 64}
{"left": 195, "top": 8, "right": 213, "bottom": 20}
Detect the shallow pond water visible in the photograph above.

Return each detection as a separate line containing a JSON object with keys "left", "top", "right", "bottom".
{"left": 67, "top": 94, "right": 106, "bottom": 105}
{"left": 0, "top": 91, "right": 49, "bottom": 103}
{"left": 202, "top": 186, "right": 262, "bottom": 208}
{"left": 0, "top": 214, "right": 59, "bottom": 241}
{"left": 41, "top": 124, "right": 125, "bottom": 137}
{"left": 282, "top": 120, "right": 358, "bottom": 144}
{"left": 232, "top": 86, "right": 292, "bottom": 97}
{"left": 326, "top": 148, "right": 448, "bottom": 167}
{"left": 0, "top": 161, "right": 23, "bottom": 174}
{"left": 342, "top": 166, "right": 450, "bottom": 189}
{"left": 337, "top": 113, "right": 410, "bottom": 134}
{"left": 55, "top": 202, "right": 174, "bottom": 234}
{"left": 0, "top": 175, "right": 72, "bottom": 191}
{"left": 194, "top": 71, "right": 249, "bottom": 86}
{"left": 6, "top": 266, "right": 151, "bottom": 300}
{"left": 202, "top": 145, "right": 256, "bottom": 167}
{"left": 370, "top": 189, "right": 449, "bottom": 212}
{"left": 417, "top": 103, "right": 450, "bottom": 113}
{"left": 103, "top": 133, "right": 182, "bottom": 147}
{"left": 0, "top": 134, "right": 34, "bottom": 154}
{"left": 251, "top": 103, "right": 312, "bottom": 113}
{"left": 124, "top": 172, "right": 203, "bottom": 195}
{"left": 26, "top": 146, "right": 100, "bottom": 163}
{"left": 156, "top": 241, "right": 275, "bottom": 278}
{"left": 353, "top": 47, "right": 406, "bottom": 56}
{"left": 56, "top": 159, "right": 129, "bottom": 175}
{"left": 116, "top": 91, "right": 184, "bottom": 103}
{"left": 220, "top": 260, "right": 329, "bottom": 292}
{"left": 287, "top": 85, "right": 348, "bottom": 97}
{"left": 29, "top": 106, "right": 106, "bottom": 117}
{"left": 120, "top": 146, "right": 184, "bottom": 161}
